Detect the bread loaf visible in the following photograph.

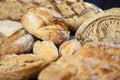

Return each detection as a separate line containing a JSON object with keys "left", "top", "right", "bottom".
{"left": 0, "top": 20, "right": 34, "bottom": 58}
{"left": 38, "top": 42, "right": 120, "bottom": 80}
{"left": 0, "top": 0, "right": 102, "bottom": 31}
{"left": 0, "top": 40, "right": 59, "bottom": 80}
{"left": 75, "top": 8, "right": 120, "bottom": 45}
{"left": 22, "top": 8, "right": 70, "bottom": 45}
{"left": 39, "top": 0, "right": 103, "bottom": 31}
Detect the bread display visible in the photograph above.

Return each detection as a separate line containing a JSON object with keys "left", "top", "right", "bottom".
{"left": 0, "top": 1, "right": 120, "bottom": 80}
{"left": 38, "top": 42, "right": 120, "bottom": 80}
{"left": 0, "top": 20, "right": 34, "bottom": 58}
{"left": 38, "top": 0, "right": 103, "bottom": 31}
{"left": 59, "top": 39, "right": 81, "bottom": 56}
{"left": 0, "top": 40, "right": 59, "bottom": 80}
{"left": 0, "top": 0, "right": 102, "bottom": 31}
{"left": 22, "top": 8, "right": 70, "bottom": 45}
{"left": 75, "top": 8, "right": 120, "bottom": 45}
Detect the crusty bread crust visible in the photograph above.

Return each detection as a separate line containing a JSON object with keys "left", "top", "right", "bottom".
{"left": 38, "top": 42, "right": 120, "bottom": 80}
{"left": 22, "top": 8, "right": 70, "bottom": 45}
{"left": 0, "top": 40, "right": 59, "bottom": 80}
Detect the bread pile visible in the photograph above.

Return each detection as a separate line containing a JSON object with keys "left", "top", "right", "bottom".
{"left": 0, "top": 0, "right": 120, "bottom": 80}
{"left": 39, "top": 42, "right": 120, "bottom": 80}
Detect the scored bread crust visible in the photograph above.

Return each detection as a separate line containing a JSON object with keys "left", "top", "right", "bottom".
{"left": 0, "top": 29, "right": 34, "bottom": 58}
{"left": 38, "top": 42, "right": 120, "bottom": 80}
{"left": 0, "top": 0, "right": 102, "bottom": 31}
{"left": 22, "top": 8, "right": 70, "bottom": 45}
{"left": 38, "top": 0, "right": 103, "bottom": 31}
{"left": 75, "top": 8, "right": 120, "bottom": 45}
{"left": 0, "top": 20, "right": 34, "bottom": 58}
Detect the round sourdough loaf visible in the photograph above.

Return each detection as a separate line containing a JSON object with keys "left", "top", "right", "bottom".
{"left": 75, "top": 8, "right": 120, "bottom": 45}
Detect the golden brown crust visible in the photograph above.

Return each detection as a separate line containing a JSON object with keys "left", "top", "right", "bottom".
{"left": 0, "top": 20, "right": 34, "bottom": 58}
{"left": 39, "top": 0, "right": 102, "bottom": 31}
{"left": 22, "top": 8, "right": 70, "bottom": 45}
{"left": 0, "top": 29, "right": 34, "bottom": 58}
{"left": 38, "top": 42, "right": 120, "bottom": 80}
{"left": 0, "top": 0, "right": 102, "bottom": 31}
{"left": 0, "top": 54, "right": 47, "bottom": 80}
{"left": 33, "top": 40, "right": 59, "bottom": 61}
{"left": 59, "top": 39, "right": 81, "bottom": 56}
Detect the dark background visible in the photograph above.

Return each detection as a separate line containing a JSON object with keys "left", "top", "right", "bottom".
{"left": 84, "top": 0, "right": 120, "bottom": 10}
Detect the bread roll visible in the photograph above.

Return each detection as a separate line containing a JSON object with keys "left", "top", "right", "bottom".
{"left": 59, "top": 39, "right": 81, "bottom": 56}
{"left": 75, "top": 8, "right": 120, "bottom": 45}
{"left": 0, "top": 20, "right": 34, "bottom": 58}
{"left": 33, "top": 40, "right": 59, "bottom": 61}
{"left": 22, "top": 8, "right": 70, "bottom": 45}
{"left": 38, "top": 42, "right": 120, "bottom": 80}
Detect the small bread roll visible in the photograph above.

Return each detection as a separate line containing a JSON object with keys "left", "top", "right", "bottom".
{"left": 22, "top": 8, "right": 70, "bottom": 45}
{"left": 33, "top": 40, "right": 59, "bottom": 61}
{"left": 59, "top": 39, "right": 81, "bottom": 56}
{"left": 0, "top": 20, "right": 34, "bottom": 58}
